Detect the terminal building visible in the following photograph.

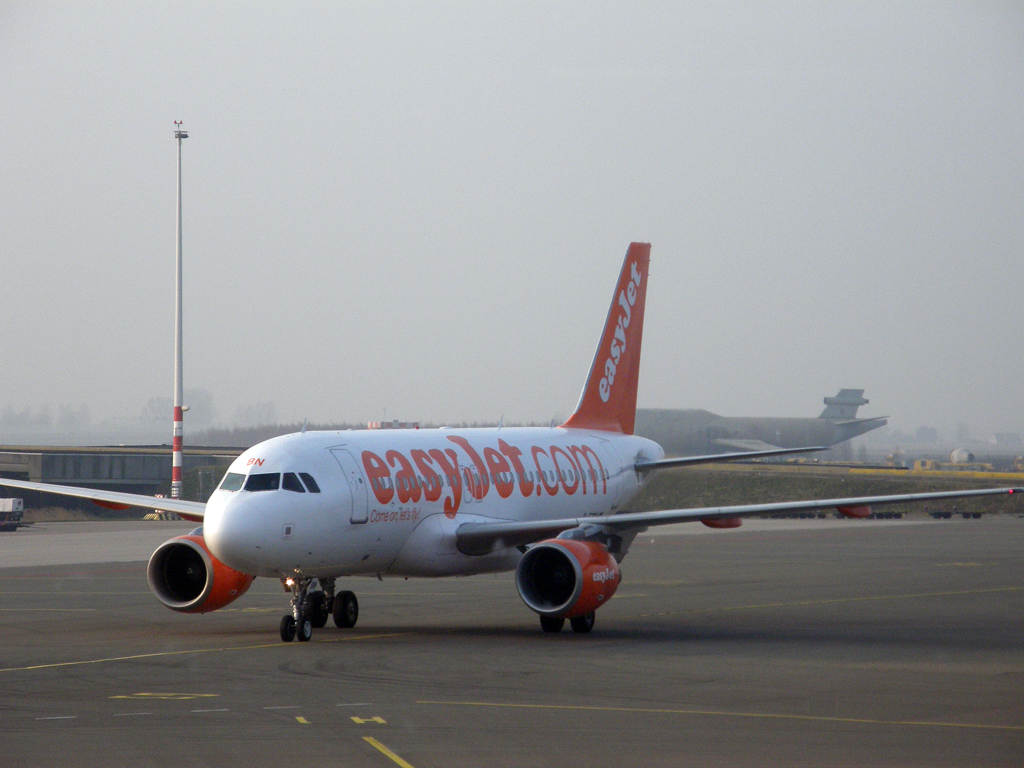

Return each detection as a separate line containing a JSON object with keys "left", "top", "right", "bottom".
{"left": 0, "top": 445, "right": 240, "bottom": 511}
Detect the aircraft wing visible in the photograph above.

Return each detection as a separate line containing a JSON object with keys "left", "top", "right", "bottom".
{"left": 0, "top": 478, "right": 206, "bottom": 522}
{"left": 455, "top": 486, "right": 1022, "bottom": 555}
{"left": 635, "top": 445, "right": 827, "bottom": 471}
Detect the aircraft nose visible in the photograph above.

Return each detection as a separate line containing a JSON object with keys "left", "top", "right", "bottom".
{"left": 203, "top": 494, "right": 263, "bottom": 574}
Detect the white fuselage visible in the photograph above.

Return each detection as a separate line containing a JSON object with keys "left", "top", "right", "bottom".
{"left": 202, "top": 427, "right": 664, "bottom": 579}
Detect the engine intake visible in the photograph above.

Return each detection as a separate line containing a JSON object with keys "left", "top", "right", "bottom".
{"left": 147, "top": 533, "right": 254, "bottom": 613}
{"left": 516, "top": 539, "right": 620, "bottom": 619}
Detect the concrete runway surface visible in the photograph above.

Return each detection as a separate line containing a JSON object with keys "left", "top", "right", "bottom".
{"left": 0, "top": 517, "right": 1021, "bottom": 767}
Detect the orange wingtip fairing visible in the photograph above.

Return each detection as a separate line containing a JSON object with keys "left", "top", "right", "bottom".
{"left": 562, "top": 242, "right": 651, "bottom": 435}
{"left": 701, "top": 517, "right": 742, "bottom": 529}
{"left": 837, "top": 505, "right": 871, "bottom": 519}
{"left": 92, "top": 499, "right": 131, "bottom": 511}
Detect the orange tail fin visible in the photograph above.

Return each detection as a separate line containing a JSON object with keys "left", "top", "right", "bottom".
{"left": 561, "top": 242, "right": 650, "bottom": 434}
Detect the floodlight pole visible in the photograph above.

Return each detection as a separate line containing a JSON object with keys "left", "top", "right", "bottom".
{"left": 172, "top": 121, "right": 188, "bottom": 499}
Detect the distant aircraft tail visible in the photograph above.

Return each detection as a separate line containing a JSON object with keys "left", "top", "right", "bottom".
{"left": 562, "top": 242, "right": 651, "bottom": 434}
{"left": 820, "top": 389, "right": 869, "bottom": 420}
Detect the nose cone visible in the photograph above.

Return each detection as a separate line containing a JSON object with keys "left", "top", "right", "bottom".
{"left": 202, "top": 493, "right": 264, "bottom": 575}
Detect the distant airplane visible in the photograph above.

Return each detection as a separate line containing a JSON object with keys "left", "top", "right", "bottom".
{"left": 1, "top": 243, "right": 1018, "bottom": 641}
{"left": 635, "top": 389, "right": 887, "bottom": 456}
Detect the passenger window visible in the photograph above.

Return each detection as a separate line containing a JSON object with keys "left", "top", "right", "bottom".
{"left": 219, "top": 472, "right": 245, "bottom": 492}
{"left": 299, "top": 472, "right": 321, "bottom": 493}
{"left": 245, "top": 473, "right": 280, "bottom": 492}
{"left": 282, "top": 472, "right": 305, "bottom": 493}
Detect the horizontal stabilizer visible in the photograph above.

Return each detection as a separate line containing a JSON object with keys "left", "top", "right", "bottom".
{"left": 820, "top": 389, "right": 869, "bottom": 419}
{"left": 714, "top": 438, "right": 784, "bottom": 452}
{"left": 635, "top": 445, "right": 828, "bottom": 472}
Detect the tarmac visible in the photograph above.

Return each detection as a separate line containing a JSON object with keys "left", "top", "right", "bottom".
{"left": 1, "top": 516, "right": 1021, "bottom": 767}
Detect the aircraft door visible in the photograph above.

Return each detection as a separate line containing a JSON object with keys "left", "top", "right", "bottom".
{"left": 330, "top": 448, "right": 368, "bottom": 523}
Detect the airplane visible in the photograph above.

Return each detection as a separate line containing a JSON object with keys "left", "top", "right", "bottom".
{"left": 1, "top": 243, "right": 1019, "bottom": 642}
{"left": 635, "top": 388, "right": 889, "bottom": 456}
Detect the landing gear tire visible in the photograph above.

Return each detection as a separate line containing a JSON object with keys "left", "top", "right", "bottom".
{"left": 280, "top": 615, "right": 296, "bottom": 642}
{"left": 306, "top": 591, "right": 329, "bottom": 628}
{"left": 570, "top": 612, "right": 595, "bottom": 634}
{"left": 540, "top": 616, "right": 565, "bottom": 633}
{"left": 333, "top": 591, "right": 359, "bottom": 628}
{"left": 296, "top": 615, "right": 313, "bottom": 642}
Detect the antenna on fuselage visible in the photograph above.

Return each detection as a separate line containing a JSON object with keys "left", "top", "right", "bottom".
{"left": 301, "top": 418, "right": 307, "bottom": 434}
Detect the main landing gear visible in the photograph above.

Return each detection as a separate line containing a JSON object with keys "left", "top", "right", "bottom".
{"left": 540, "top": 612, "right": 595, "bottom": 634}
{"left": 279, "top": 576, "right": 360, "bottom": 642}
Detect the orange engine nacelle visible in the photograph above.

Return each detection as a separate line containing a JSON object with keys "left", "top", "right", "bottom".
{"left": 837, "top": 505, "right": 872, "bottom": 519}
{"left": 515, "top": 539, "right": 620, "bottom": 620}
{"left": 147, "top": 533, "right": 255, "bottom": 613}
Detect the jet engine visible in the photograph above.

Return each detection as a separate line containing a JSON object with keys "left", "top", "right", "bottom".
{"left": 949, "top": 448, "right": 976, "bottom": 464}
{"left": 515, "top": 539, "right": 620, "bottom": 619}
{"left": 147, "top": 531, "right": 255, "bottom": 613}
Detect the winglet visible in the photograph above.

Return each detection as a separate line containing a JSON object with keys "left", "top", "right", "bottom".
{"left": 562, "top": 242, "right": 651, "bottom": 434}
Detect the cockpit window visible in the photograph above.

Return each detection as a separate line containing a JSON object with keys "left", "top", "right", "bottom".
{"left": 299, "top": 472, "right": 321, "bottom": 493}
{"left": 219, "top": 472, "right": 245, "bottom": 492}
{"left": 282, "top": 472, "right": 305, "bottom": 493}
{"left": 244, "top": 472, "right": 280, "bottom": 492}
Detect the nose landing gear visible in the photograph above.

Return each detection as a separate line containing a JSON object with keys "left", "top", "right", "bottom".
{"left": 278, "top": 576, "right": 359, "bottom": 642}
{"left": 279, "top": 577, "right": 315, "bottom": 642}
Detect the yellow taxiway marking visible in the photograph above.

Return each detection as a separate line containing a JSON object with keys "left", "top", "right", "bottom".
{"left": 0, "top": 633, "right": 407, "bottom": 674}
{"left": 295, "top": 716, "right": 311, "bottom": 724}
{"left": 352, "top": 716, "right": 387, "bottom": 724}
{"left": 417, "top": 700, "right": 1023, "bottom": 732}
{"left": 363, "top": 737, "right": 417, "bottom": 768}
{"left": 630, "top": 586, "right": 1023, "bottom": 620}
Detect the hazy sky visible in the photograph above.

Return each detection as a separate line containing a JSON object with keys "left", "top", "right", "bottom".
{"left": 2, "top": 3, "right": 1022, "bottom": 441}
